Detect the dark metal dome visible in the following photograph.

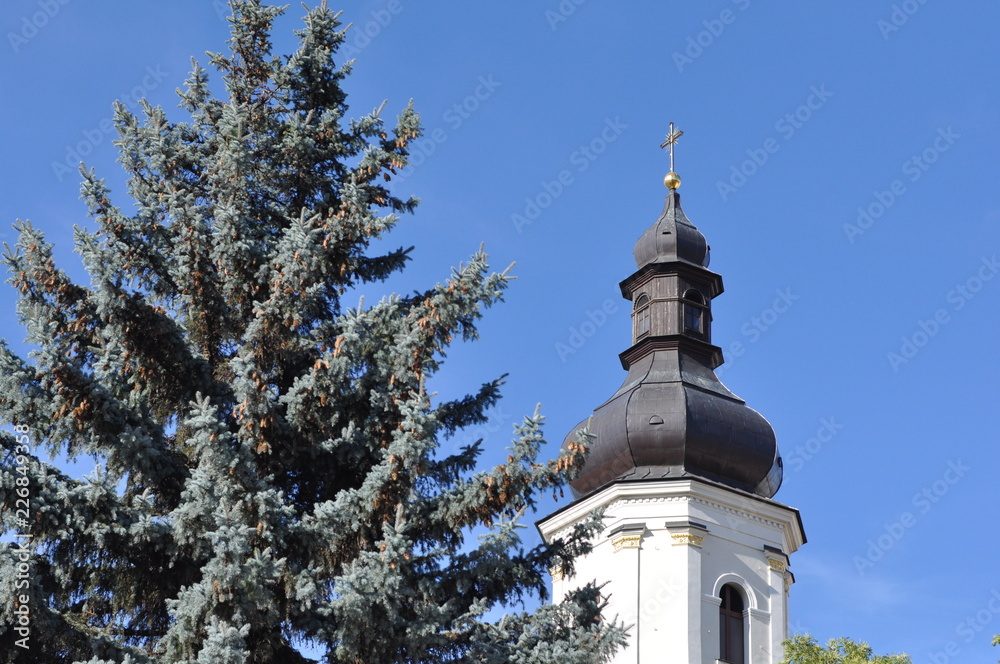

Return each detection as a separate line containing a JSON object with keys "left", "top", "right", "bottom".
{"left": 563, "top": 348, "right": 782, "bottom": 498}
{"left": 633, "top": 190, "right": 710, "bottom": 269}
{"left": 563, "top": 190, "right": 783, "bottom": 499}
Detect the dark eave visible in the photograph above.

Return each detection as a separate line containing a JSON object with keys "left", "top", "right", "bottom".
{"left": 619, "top": 259, "right": 724, "bottom": 302}
{"left": 618, "top": 334, "right": 724, "bottom": 370}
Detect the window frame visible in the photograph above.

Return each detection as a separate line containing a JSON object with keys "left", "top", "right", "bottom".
{"left": 719, "top": 584, "right": 746, "bottom": 664}
{"left": 682, "top": 289, "right": 705, "bottom": 336}
{"left": 633, "top": 293, "right": 651, "bottom": 339}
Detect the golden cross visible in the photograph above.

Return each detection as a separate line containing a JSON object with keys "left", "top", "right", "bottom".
{"left": 659, "top": 122, "right": 684, "bottom": 172}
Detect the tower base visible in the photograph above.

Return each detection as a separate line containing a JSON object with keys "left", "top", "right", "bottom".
{"left": 537, "top": 478, "right": 806, "bottom": 664}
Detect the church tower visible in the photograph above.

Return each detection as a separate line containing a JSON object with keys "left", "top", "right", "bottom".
{"left": 537, "top": 127, "right": 805, "bottom": 664}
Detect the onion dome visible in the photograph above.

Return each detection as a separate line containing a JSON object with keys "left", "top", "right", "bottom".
{"left": 562, "top": 342, "right": 783, "bottom": 498}
{"left": 562, "top": 129, "right": 783, "bottom": 499}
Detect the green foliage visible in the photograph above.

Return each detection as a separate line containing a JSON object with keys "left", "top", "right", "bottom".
{"left": 0, "top": 2, "right": 625, "bottom": 662}
{"left": 781, "top": 635, "right": 910, "bottom": 664}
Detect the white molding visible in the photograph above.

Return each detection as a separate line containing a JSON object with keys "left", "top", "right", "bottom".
{"left": 537, "top": 479, "right": 805, "bottom": 553}
{"left": 710, "top": 573, "right": 759, "bottom": 610}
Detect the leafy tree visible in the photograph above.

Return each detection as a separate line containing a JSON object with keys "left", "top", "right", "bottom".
{"left": 0, "top": 2, "right": 625, "bottom": 662}
{"left": 781, "top": 636, "right": 910, "bottom": 664}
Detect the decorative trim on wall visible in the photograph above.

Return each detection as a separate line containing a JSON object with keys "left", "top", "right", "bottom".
{"left": 709, "top": 573, "right": 759, "bottom": 610}
{"left": 702, "top": 593, "right": 723, "bottom": 606}
{"left": 612, "top": 534, "right": 643, "bottom": 552}
{"left": 690, "top": 496, "right": 783, "bottom": 530}
{"left": 670, "top": 532, "right": 705, "bottom": 547}
{"left": 609, "top": 495, "right": 784, "bottom": 530}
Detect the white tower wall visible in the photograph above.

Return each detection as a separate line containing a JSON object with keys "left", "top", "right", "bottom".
{"left": 539, "top": 479, "right": 805, "bottom": 664}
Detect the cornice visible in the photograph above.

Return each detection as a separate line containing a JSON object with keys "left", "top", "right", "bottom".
{"left": 537, "top": 478, "right": 805, "bottom": 551}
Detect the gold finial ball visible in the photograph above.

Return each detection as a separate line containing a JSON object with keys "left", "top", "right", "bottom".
{"left": 663, "top": 171, "right": 682, "bottom": 190}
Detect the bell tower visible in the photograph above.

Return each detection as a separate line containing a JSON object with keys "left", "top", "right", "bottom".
{"left": 538, "top": 127, "right": 805, "bottom": 664}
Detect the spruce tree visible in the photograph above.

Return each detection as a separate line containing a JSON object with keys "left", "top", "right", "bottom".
{"left": 0, "top": 2, "right": 625, "bottom": 662}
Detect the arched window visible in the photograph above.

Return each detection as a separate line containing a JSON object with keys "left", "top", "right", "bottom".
{"left": 634, "top": 293, "right": 651, "bottom": 338}
{"left": 719, "top": 584, "right": 745, "bottom": 664}
{"left": 683, "top": 289, "right": 704, "bottom": 336}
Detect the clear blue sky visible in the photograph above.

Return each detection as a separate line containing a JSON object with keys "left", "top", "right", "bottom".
{"left": 2, "top": 1, "right": 999, "bottom": 661}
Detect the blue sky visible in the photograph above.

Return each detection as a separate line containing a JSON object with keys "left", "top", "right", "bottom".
{"left": 2, "top": 1, "right": 999, "bottom": 661}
